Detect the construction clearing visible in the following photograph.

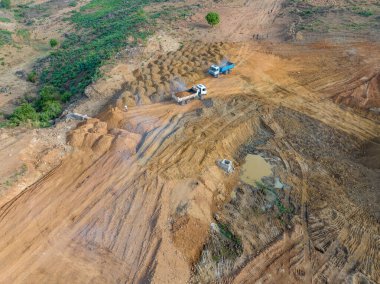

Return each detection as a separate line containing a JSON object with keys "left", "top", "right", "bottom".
{"left": 0, "top": 0, "right": 379, "bottom": 283}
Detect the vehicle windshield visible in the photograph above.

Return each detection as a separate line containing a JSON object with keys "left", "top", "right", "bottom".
{"left": 211, "top": 66, "right": 218, "bottom": 71}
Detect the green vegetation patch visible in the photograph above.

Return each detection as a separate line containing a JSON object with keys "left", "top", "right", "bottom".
{"left": 0, "top": 17, "right": 11, "bottom": 23}
{"left": 351, "top": 6, "right": 374, "bottom": 17}
{"left": 16, "top": 28, "right": 30, "bottom": 42}
{"left": 41, "top": 0, "right": 167, "bottom": 96}
{"left": 150, "top": 5, "right": 194, "bottom": 21}
{"left": 210, "top": 222, "right": 243, "bottom": 263}
{"left": 3, "top": 0, "right": 169, "bottom": 128}
{"left": 0, "top": 0, "right": 11, "bottom": 9}
{"left": 0, "top": 29, "right": 12, "bottom": 47}
{"left": 1, "top": 85, "right": 64, "bottom": 128}
{"left": 255, "top": 181, "right": 293, "bottom": 223}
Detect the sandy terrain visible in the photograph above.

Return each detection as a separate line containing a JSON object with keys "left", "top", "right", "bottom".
{"left": 186, "top": 0, "right": 287, "bottom": 42}
{"left": 0, "top": 40, "right": 379, "bottom": 283}
{"left": 0, "top": 0, "right": 379, "bottom": 283}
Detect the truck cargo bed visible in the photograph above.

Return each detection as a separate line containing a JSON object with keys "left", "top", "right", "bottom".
{"left": 175, "top": 89, "right": 196, "bottom": 98}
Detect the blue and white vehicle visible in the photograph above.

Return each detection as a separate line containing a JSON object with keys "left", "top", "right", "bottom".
{"left": 208, "top": 61, "right": 235, "bottom": 78}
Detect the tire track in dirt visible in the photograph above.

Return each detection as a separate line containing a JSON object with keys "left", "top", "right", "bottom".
{"left": 0, "top": 41, "right": 379, "bottom": 283}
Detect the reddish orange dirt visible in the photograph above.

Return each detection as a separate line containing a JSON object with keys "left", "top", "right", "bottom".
{"left": 0, "top": 41, "right": 379, "bottom": 283}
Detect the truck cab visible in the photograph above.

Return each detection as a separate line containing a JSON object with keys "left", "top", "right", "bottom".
{"left": 208, "top": 65, "right": 220, "bottom": 77}
{"left": 194, "top": 84, "right": 207, "bottom": 97}
{"left": 208, "top": 62, "right": 235, "bottom": 78}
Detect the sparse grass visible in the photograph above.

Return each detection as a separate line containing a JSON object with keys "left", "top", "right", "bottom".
{"left": 287, "top": 0, "right": 379, "bottom": 35}
{"left": 351, "top": 6, "right": 374, "bottom": 17}
{"left": 343, "top": 22, "right": 370, "bottom": 31}
{"left": 0, "top": 29, "right": 12, "bottom": 47}
{"left": 0, "top": 17, "right": 11, "bottom": 23}
{"left": 193, "top": 224, "right": 243, "bottom": 282}
{"left": 150, "top": 5, "right": 193, "bottom": 21}
{"left": 299, "top": 19, "right": 324, "bottom": 32}
{"left": 255, "top": 181, "right": 293, "bottom": 222}
{"left": 2, "top": 164, "right": 28, "bottom": 188}
{"left": 216, "top": 222, "right": 242, "bottom": 249}
{"left": 16, "top": 28, "right": 30, "bottom": 42}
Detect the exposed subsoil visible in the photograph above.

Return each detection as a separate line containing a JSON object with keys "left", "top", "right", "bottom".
{"left": 0, "top": 0, "right": 379, "bottom": 283}
{"left": 0, "top": 40, "right": 378, "bottom": 283}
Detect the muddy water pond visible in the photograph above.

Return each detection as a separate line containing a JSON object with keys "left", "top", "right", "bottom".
{"left": 240, "top": 154, "right": 272, "bottom": 186}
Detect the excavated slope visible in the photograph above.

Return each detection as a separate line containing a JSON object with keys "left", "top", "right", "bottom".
{"left": 0, "top": 42, "right": 379, "bottom": 283}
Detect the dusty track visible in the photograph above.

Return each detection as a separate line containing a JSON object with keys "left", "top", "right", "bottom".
{"left": 0, "top": 41, "right": 379, "bottom": 283}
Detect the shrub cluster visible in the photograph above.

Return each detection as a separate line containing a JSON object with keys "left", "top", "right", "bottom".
{"left": 4, "top": 85, "right": 65, "bottom": 127}
{"left": 4, "top": 0, "right": 167, "bottom": 127}
{"left": 0, "top": 0, "right": 11, "bottom": 9}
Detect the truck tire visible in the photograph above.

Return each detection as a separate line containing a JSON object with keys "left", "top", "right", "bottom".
{"left": 181, "top": 101, "right": 185, "bottom": 105}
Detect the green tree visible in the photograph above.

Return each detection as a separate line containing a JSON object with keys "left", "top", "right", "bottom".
{"left": 35, "top": 85, "right": 60, "bottom": 111}
{"left": 49, "top": 38, "right": 58, "bottom": 48}
{"left": 205, "top": 12, "right": 220, "bottom": 27}
{"left": 39, "top": 100, "right": 62, "bottom": 123}
{"left": 9, "top": 103, "right": 39, "bottom": 125}
{"left": 1, "top": 0, "right": 11, "bottom": 9}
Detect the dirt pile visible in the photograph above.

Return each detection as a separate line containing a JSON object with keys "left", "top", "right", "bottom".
{"left": 115, "top": 42, "right": 229, "bottom": 108}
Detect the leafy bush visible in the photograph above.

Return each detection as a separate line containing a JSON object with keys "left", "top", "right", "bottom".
{"left": 2, "top": 85, "right": 64, "bottom": 127}
{"left": 39, "top": 100, "right": 62, "bottom": 123}
{"left": 61, "top": 91, "right": 73, "bottom": 103}
{"left": 9, "top": 103, "right": 39, "bottom": 125}
{"left": 0, "top": 0, "right": 11, "bottom": 9}
{"left": 205, "top": 12, "right": 220, "bottom": 27}
{"left": 34, "top": 85, "right": 60, "bottom": 111}
{"left": 27, "top": 71, "right": 38, "bottom": 83}
{"left": 69, "top": 0, "right": 77, "bottom": 7}
{"left": 49, "top": 38, "right": 58, "bottom": 48}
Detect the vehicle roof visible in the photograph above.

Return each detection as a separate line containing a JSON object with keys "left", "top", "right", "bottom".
{"left": 210, "top": 64, "right": 219, "bottom": 68}
{"left": 197, "top": 84, "right": 206, "bottom": 89}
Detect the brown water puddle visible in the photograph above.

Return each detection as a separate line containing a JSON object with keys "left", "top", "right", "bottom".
{"left": 240, "top": 154, "right": 272, "bottom": 186}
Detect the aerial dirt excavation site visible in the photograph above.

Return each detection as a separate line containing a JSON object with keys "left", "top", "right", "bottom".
{"left": 0, "top": 0, "right": 379, "bottom": 283}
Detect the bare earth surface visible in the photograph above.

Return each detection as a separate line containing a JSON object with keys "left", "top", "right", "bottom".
{"left": 0, "top": 0, "right": 379, "bottom": 283}
{"left": 0, "top": 41, "right": 379, "bottom": 283}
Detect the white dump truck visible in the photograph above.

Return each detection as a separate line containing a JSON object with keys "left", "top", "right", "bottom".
{"left": 172, "top": 84, "right": 207, "bottom": 105}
